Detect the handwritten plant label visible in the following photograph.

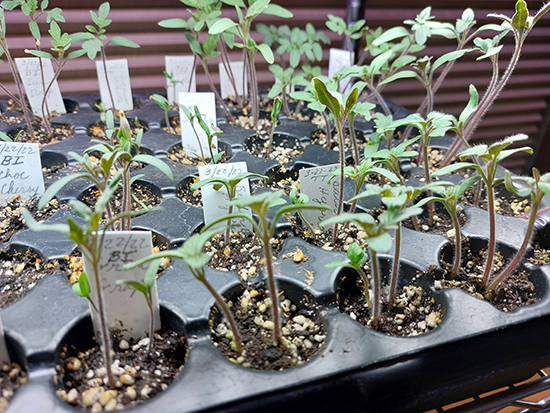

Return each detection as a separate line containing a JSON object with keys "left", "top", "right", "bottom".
{"left": 83, "top": 231, "right": 160, "bottom": 340}
{"left": 95, "top": 59, "right": 133, "bottom": 111}
{"left": 165, "top": 56, "right": 196, "bottom": 105}
{"left": 0, "top": 142, "right": 44, "bottom": 205}
{"left": 179, "top": 92, "right": 217, "bottom": 159}
{"left": 299, "top": 164, "right": 340, "bottom": 229}
{"left": 15, "top": 57, "right": 65, "bottom": 117}
{"left": 218, "top": 61, "right": 247, "bottom": 100}
{"left": 0, "top": 318, "right": 10, "bottom": 365}
{"left": 328, "top": 48, "right": 355, "bottom": 92}
{"left": 198, "top": 161, "right": 252, "bottom": 231}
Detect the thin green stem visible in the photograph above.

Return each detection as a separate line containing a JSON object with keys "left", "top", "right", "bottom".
{"left": 481, "top": 182, "right": 496, "bottom": 288}
{"left": 487, "top": 196, "right": 541, "bottom": 294}
{"left": 449, "top": 205, "right": 462, "bottom": 279}
{"left": 388, "top": 223, "right": 401, "bottom": 308}
{"left": 332, "top": 118, "right": 346, "bottom": 245}
{"left": 370, "top": 250, "right": 381, "bottom": 328}
{"left": 199, "top": 270, "right": 243, "bottom": 354}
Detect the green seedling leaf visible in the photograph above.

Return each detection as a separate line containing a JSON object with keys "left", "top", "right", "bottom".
{"left": 459, "top": 84, "right": 479, "bottom": 124}
{"left": 110, "top": 36, "right": 139, "bottom": 48}
{"left": 512, "top": 0, "right": 528, "bottom": 34}
{"left": 132, "top": 154, "right": 174, "bottom": 181}
{"left": 372, "top": 26, "right": 409, "bottom": 46}
{"left": 313, "top": 77, "right": 340, "bottom": 118}
{"left": 209, "top": 18, "right": 238, "bottom": 35}
{"left": 257, "top": 43, "right": 274, "bottom": 64}
{"left": 73, "top": 271, "right": 92, "bottom": 298}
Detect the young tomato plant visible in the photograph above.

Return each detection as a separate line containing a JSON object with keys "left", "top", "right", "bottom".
{"left": 485, "top": 168, "right": 550, "bottom": 296}
{"left": 124, "top": 227, "right": 244, "bottom": 355}
{"left": 433, "top": 134, "right": 533, "bottom": 289}
{"left": 190, "top": 171, "right": 267, "bottom": 242}
{"left": 202, "top": 190, "right": 330, "bottom": 344}
{"left": 116, "top": 259, "right": 161, "bottom": 356}
{"left": 70, "top": 2, "right": 140, "bottom": 111}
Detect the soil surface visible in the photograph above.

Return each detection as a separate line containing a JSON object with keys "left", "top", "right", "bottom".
{"left": 8, "top": 123, "right": 74, "bottom": 149}
{"left": 337, "top": 270, "right": 442, "bottom": 336}
{"left": 211, "top": 286, "right": 326, "bottom": 370}
{"left": 204, "top": 230, "right": 289, "bottom": 281}
{"left": 0, "top": 250, "right": 61, "bottom": 308}
{"left": 433, "top": 240, "right": 538, "bottom": 312}
{"left": 87, "top": 118, "right": 148, "bottom": 140}
{"left": 56, "top": 329, "right": 186, "bottom": 411}
{"left": 0, "top": 362, "right": 27, "bottom": 412}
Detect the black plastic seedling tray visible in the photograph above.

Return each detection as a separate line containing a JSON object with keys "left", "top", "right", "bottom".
{"left": 2, "top": 92, "right": 550, "bottom": 413}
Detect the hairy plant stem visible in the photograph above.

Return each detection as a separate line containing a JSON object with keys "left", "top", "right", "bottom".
{"left": 87, "top": 236, "right": 116, "bottom": 389}
{"left": 218, "top": 37, "right": 243, "bottom": 107}
{"left": 201, "top": 59, "right": 234, "bottom": 122}
{"left": 388, "top": 223, "right": 402, "bottom": 308}
{"left": 225, "top": 204, "right": 233, "bottom": 244}
{"left": 101, "top": 50, "right": 117, "bottom": 123}
{"left": 246, "top": 49, "right": 260, "bottom": 128}
{"left": 370, "top": 86, "right": 390, "bottom": 117}
{"left": 259, "top": 214, "right": 282, "bottom": 344}
{"left": 120, "top": 167, "right": 131, "bottom": 231}
{"left": 348, "top": 113, "right": 360, "bottom": 165}
{"left": 145, "top": 296, "right": 154, "bottom": 356}
{"left": 322, "top": 112, "right": 332, "bottom": 147}
{"left": 1, "top": 39, "right": 35, "bottom": 138}
{"left": 37, "top": 57, "right": 53, "bottom": 135}
{"left": 198, "top": 269, "right": 243, "bottom": 354}
{"left": 332, "top": 118, "right": 346, "bottom": 245}
{"left": 449, "top": 207, "right": 462, "bottom": 279}
{"left": 442, "top": 38, "right": 524, "bottom": 166}
{"left": 357, "top": 265, "right": 372, "bottom": 309}
{"left": 481, "top": 183, "right": 497, "bottom": 288}
{"left": 486, "top": 195, "right": 541, "bottom": 294}
{"left": 281, "top": 86, "right": 291, "bottom": 117}
{"left": 422, "top": 141, "right": 435, "bottom": 226}
{"left": 370, "top": 250, "right": 381, "bottom": 328}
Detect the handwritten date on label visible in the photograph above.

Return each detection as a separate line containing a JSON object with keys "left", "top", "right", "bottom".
{"left": 0, "top": 142, "right": 44, "bottom": 206}
{"left": 83, "top": 231, "right": 160, "bottom": 340}
{"left": 299, "top": 164, "right": 340, "bottom": 230}
{"left": 198, "top": 161, "right": 252, "bottom": 231}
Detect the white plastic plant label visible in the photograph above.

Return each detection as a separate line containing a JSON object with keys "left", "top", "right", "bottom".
{"left": 95, "top": 59, "right": 133, "bottom": 111}
{"left": 0, "top": 142, "right": 44, "bottom": 205}
{"left": 0, "top": 317, "right": 10, "bottom": 366}
{"left": 165, "top": 56, "right": 196, "bottom": 105}
{"left": 218, "top": 61, "right": 247, "bottom": 100}
{"left": 15, "top": 57, "right": 66, "bottom": 117}
{"left": 83, "top": 231, "right": 160, "bottom": 340}
{"left": 328, "top": 48, "right": 355, "bottom": 92}
{"left": 299, "top": 164, "right": 340, "bottom": 229}
{"left": 179, "top": 92, "right": 218, "bottom": 159}
{"left": 198, "top": 161, "right": 252, "bottom": 231}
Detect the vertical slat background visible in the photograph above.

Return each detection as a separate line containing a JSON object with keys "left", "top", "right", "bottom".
{"left": 1, "top": 0, "right": 548, "bottom": 172}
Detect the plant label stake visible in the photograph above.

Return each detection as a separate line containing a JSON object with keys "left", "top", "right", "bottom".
{"left": 0, "top": 142, "right": 44, "bottom": 206}
{"left": 0, "top": 317, "right": 10, "bottom": 366}
{"left": 299, "top": 164, "right": 340, "bottom": 229}
{"left": 165, "top": 56, "right": 196, "bottom": 105}
{"left": 198, "top": 161, "right": 252, "bottom": 231}
{"left": 15, "top": 58, "right": 66, "bottom": 117}
{"left": 328, "top": 48, "right": 355, "bottom": 91}
{"left": 179, "top": 92, "right": 217, "bottom": 158}
{"left": 82, "top": 230, "right": 160, "bottom": 340}
{"left": 95, "top": 59, "right": 133, "bottom": 111}
{"left": 218, "top": 61, "right": 247, "bottom": 100}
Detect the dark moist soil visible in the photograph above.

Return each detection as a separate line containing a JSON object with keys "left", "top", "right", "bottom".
{"left": 0, "top": 250, "right": 61, "bottom": 308}
{"left": 529, "top": 243, "right": 550, "bottom": 266}
{"left": 0, "top": 362, "right": 27, "bottom": 412}
{"left": 289, "top": 215, "right": 366, "bottom": 253}
{"left": 166, "top": 145, "right": 230, "bottom": 166}
{"left": 210, "top": 286, "right": 326, "bottom": 371}
{"left": 78, "top": 183, "right": 161, "bottom": 216}
{"left": 337, "top": 271, "right": 442, "bottom": 336}
{"left": 204, "top": 230, "right": 289, "bottom": 280}
{"left": 87, "top": 118, "right": 148, "bottom": 140}
{"left": 0, "top": 195, "right": 62, "bottom": 246}
{"left": 56, "top": 329, "right": 186, "bottom": 411}
{"left": 8, "top": 123, "right": 74, "bottom": 149}
{"left": 432, "top": 241, "right": 538, "bottom": 312}
{"left": 244, "top": 135, "right": 303, "bottom": 165}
